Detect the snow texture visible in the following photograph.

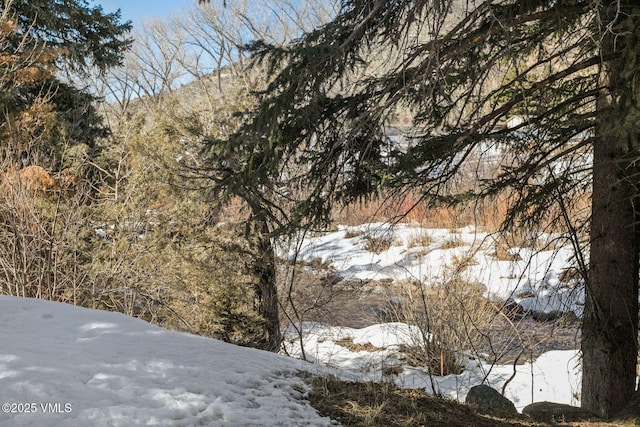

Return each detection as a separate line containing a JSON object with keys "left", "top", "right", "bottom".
{"left": 0, "top": 222, "right": 585, "bottom": 425}
{"left": 0, "top": 297, "right": 333, "bottom": 426}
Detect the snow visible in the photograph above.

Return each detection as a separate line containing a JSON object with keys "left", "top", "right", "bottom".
{"left": 290, "top": 222, "right": 583, "bottom": 315}
{"left": 0, "top": 222, "right": 586, "bottom": 425}
{"left": 0, "top": 295, "right": 582, "bottom": 425}
{"left": 281, "top": 222, "right": 584, "bottom": 411}
{"left": 284, "top": 322, "right": 581, "bottom": 412}
{"left": 0, "top": 296, "right": 333, "bottom": 427}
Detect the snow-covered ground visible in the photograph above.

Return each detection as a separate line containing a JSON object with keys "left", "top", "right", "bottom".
{"left": 289, "top": 222, "right": 584, "bottom": 316}
{"left": 0, "top": 299, "right": 580, "bottom": 425}
{"left": 283, "top": 322, "right": 581, "bottom": 412}
{"left": 0, "top": 223, "right": 585, "bottom": 425}
{"left": 0, "top": 296, "right": 333, "bottom": 427}
{"left": 282, "top": 222, "right": 583, "bottom": 411}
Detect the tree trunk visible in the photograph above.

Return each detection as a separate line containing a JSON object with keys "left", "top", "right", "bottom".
{"left": 581, "top": 20, "right": 640, "bottom": 415}
{"left": 252, "top": 214, "right": 282, "bottom": 352}
{"left": 582, "top": 133, "right": 638, "bottom": 418}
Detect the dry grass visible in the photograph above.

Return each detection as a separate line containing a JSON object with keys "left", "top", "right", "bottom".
{"left": 308, "top": 375, "right": 539, "bottom": 426}
{"left": 308, "top": 375, "right": 633, "bottom": 426}
{"left": 344, "top": 229, "right": 363, "bottom": 239}
{"left": 491, "top": 230, "right": 548, "bottom": 261}
{"left": 331, "top": 189, "right": 591, "bottom": 241}
{"left": 335, "top": 337, "right": 380, "bottom": 352}
{"left": 408, "top": 233, "right": 433, "bottom": 249}
{"left": 493, "top": 241, "right": 523, "bottom": 261}
{"left": 447, "top": 254, "right": 479, "bottom": 274}
{"left": 363, "top": 235, "right": 395, "bottom": 253}
{"left": 558, "top": 267, "right": 583, "bottom": 284}
{"left": 440, "top": 238, "right": 464, "bottom": 249}
{"left": 331, "top": 192, "right": 512, "bottom": 231}
{"left": 292, "top": 256, "right": 334, "bottom": 271}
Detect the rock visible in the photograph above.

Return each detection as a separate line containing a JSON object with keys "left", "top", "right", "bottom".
{"left": 501, "top": 298, "right": 525, "bottom": 319}
{"left": 531, "top": 310, "right": 562, "bottom": 322}
{"left": 557, "top": 311, "right": 579, "bottom": 327}
{"left": 522, "top": 401, "right": 600, "bottom": 423}
{"left": 465, "top": 384, "right": 518, "bottom": 415}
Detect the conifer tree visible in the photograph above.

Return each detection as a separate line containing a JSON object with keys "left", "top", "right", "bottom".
{"left": 215, "top": 0, "right": 640, "bottom": 418}
{"left": 0, "top": 0, "right": 131, "bottom": 169}
{"left": 0, "top": 1, "right": 130, "bottom": 302}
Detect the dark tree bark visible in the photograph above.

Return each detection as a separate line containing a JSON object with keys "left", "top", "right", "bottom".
{"left": 582, "top": 132, "right": 639, "bottom": 418}
{"left": 251, "top": 214, "right": 281, "bottom": 352}
{"left": 581, "top": 31, "right": 640, "bottom": 416}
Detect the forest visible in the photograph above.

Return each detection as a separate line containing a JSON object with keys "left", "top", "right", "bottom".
{"left": 2, "top": 0, "right": 640, "bottom": 424}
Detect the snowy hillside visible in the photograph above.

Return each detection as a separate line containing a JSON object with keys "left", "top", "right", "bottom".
{"left": 0, "top": 297, "right": 332, "bottom": 427}
{"left": 0, "top": 294, "right": 582, "bottom": 426}
{"left": 0, "top": 224, "right": 586, "bottom": 425}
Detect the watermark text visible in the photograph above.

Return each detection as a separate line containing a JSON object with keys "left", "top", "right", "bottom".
{"left": 1, "top": 402, "right": 72, "bottom": 414}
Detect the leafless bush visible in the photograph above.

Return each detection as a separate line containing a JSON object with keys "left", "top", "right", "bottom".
{"left": 362, "top": 235, "right": 395, "bottom": 254}
{"left": 407, "top": 232, "right": 432, "bottom": 249}
{"left": 0, "top": 160, "right": 92, "bottom": 302}
{"left": 391, "top": 255, "right": 495, "bottom": 375}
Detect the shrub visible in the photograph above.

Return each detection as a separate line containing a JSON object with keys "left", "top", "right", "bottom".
{"left": 407, "top": 233, "right": 432, "bottom": 249}
{"left": 363, "top": 235, "right": 395, "bottom": 253}
{"left": 399, "top": 278, "right": 493, "bottom": 376}
{"left": 441, "top": 238, "right": 464, "bottom": 249}
{"left": 344, "top": 228, "right": 362, "bottom": 239}
{"left": 492, "top": 241, "right": 522, "bottom": 261}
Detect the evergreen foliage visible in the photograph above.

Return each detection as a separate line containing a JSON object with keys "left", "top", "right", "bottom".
{"left": 222, "top": 0, "right": 607, "bottom": 227}
{"left": 6, "top": 0, "right": 131, "bottom": 72}
{"left": 216, "top": 0, "right": 640, "bottom": 418}
{"left": 0, "top": 0, "right": 131, "bottom": 169}
{"left": 0, "top": 1, "right": 131, "bottom": 304}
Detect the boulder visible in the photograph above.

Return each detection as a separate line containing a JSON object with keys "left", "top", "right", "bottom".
{"left": 522, "top": 401, "right": 600, "bottom": 423}
{"left": 531, "top": 310, "right": 562, "bottom": 322}
{"left": 501, "top": 298, "right": 525, "bottom": 320}
{"left": 465, "top": 384, "right": 518, "bottom": 415}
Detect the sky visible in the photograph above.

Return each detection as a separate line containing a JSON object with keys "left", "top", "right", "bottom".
{"left": 90, "top": 0, "right": 196, "bottom": 28}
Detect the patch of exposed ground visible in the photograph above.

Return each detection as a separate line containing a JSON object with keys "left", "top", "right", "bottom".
{"left": 307, "top": 375, "right": 632, "bottom": 426}
{"left": 477, "top": 315, "right": 580, "bottom": 365}
{"left": 308, "top": 375, "right": 540, "bottom": 426}
{"left": 280, "top": 266, "right": 580, "bottom": 365}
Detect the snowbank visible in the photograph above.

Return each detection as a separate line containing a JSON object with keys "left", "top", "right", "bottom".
{"left": 284, "top": 322, "right": 581, "bottom": 412}
{"left": 0, "top": 297, "right": 332, "bottom": 427}
{"left": 290, "top": 223, "right": 583, "bottom": 315}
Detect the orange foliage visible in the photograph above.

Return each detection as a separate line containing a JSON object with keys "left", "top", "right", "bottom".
{"left": 332, "top": 189, "right": 589, "bottom": 233}
{"left": 333, "top": 192, "right": 483, "bottom": 228}
{"left": 5, "top": 97, "right": 57, "bottom": 152}
{"left": 2, "top": 166, "right": 60, "bottom": 196}
{"left": 0, "top": 16, "right": 65, "bottom": 86}
{"left": 15, "top": 47, "right": 67, "bottom": 85}
{"left": 16, "top": 66, "right": 49, "bottom": 85}
{"left": 333, "top": 192, "right": 514, "bottom": 231}
{"left": 0, "top": 18, "right": 17, "bottom": 36}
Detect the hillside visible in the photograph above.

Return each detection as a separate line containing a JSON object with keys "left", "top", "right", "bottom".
{"left": 0, "top": 296, "right": 331, "bottom": 426}
{"left": 1, "top": 295, "right": 632, "bottom": 426}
